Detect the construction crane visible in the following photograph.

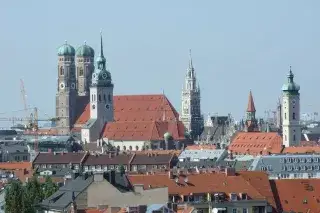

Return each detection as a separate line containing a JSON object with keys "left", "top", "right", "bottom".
{"left": 20, "top": 79, "right": 31, "bottom": 127}
{"left": 0, "top": 107, "right": 59, "bottom": 130}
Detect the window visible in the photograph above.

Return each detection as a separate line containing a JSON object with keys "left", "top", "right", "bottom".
{"left": 307, "top": 158, "right": 312, "bottom": 163}
{"left": 280, "top": 158, "right": 285, "bottom": 163}
{"left": 285, "top": 113, "right": 287, "bottom": 119}
{"left": 60, "top": 67, "right": 64, "bottom": 75}
{"left": 243, "top": 209, "right": 248, "bottom": 213}
{"left": 79, "top": 68, "right": 84, "bottom": 76}
{"left": 129, "top": 146, "right": 132, "bottom": 151}
{"left": 135, "top": 146, "right": 139, "bottom": 151}
{"left": 293, "top": 112, "right": 296, "bottom": 120}
{"left": 232, "top": 209, "right": 237, "bottom": 213}
{"left": 123, "top": 146, "right": 126, "bottom": 151}
{"left": 103, "top": 94, "right": 106, "bottom": 101}
{"left": 293, "top": 134, "right": 296, "bottom": 141}
{"left": 98, "top": 94, "right": 101, "bottom": 102}
{"left": 108, "top": 94, "right": 112, "bottom": 102}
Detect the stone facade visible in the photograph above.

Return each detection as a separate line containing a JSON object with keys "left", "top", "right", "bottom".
{"left": 180, "top": 50, "right": 203, "bottom": 138}
{"left": 282, "top": 67, "right": 301, "bottom": 147}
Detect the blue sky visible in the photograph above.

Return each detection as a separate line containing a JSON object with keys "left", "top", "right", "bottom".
{"left": 0, "top": 0, "right": 320, "bottom": 126}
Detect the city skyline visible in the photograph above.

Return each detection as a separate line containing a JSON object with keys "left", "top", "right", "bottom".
{"left": 1, "top": 0, "right": 320, "bottom": 123}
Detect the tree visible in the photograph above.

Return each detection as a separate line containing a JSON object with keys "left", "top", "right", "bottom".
{"left": 5, "top": 180, "right": 25, "bottom": 213}
{"left": 42, "top": 176, "right": 58, "bottom": 199}
{"left": 24, "top": 176, "right": 43, "bottom": 212}
{"left": 119, "top": 164, "right": 126, "bottom": 175}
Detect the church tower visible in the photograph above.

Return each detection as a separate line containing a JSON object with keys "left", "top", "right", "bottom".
{"left": 81, "top": 32, "right": 114, "bottom": 142}
{"left": 75, "top": 42, "right": 95, "bottom": 96}
{"left": 180, "top": 50, "right": 203, "bottom": 138}
{"left": 56, "top": 41, "right": 77, "bottom": 135}
{"left": 245, "top": 90, "right": 258, "bottom": 132}
{"left": 282, "top": 67, "right": 301, "bottom": 147}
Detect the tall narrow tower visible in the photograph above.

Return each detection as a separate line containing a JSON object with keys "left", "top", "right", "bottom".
{"left": 245, "top": 90, "right": 258, "bottom": 132}
{"left": 81, "top": 31, "right": 114, "bottom": 142}
{"left": 180, "top": 50, "right": 203, "bottom": 138}
{"left": 75, "top": 42, "right": 95, "bottom": 96}
{"left": 56, "top": 41, "right": 77, "bottom": 135}
{"left": 282, "top": 67, "right": 301, "bottom": 147}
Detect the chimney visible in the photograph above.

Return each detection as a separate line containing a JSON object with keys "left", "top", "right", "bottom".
{"left": 225, "top": 167, "right": 236, "bottom": 176}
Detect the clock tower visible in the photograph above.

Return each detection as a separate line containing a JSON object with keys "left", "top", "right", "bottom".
{"left": 56, "top": 41, "right": 77, "bottom": 135}
{"left": 180, "top": 50, "right": 203, "bottom": 139}
{"left": 81, "top": 31, "right": 114, "bottom": 142}
{"left": 282, "top": 67, "right": 301, "bottom": 147}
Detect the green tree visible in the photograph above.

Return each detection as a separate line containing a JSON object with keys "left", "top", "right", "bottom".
{"left": 119, "top": 164, "right": 125, "bottom": 175}
{"left": 5, "top": 180, "right": 25, "bottom": 213}
{"left": 24, "top": 176, "right": 43, "bottom": 212}
{"left": 42, "top": 176, "right": 58, "bottom": 199}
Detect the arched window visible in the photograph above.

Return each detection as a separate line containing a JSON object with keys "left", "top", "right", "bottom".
{"left": 293, "top": 112, "right": 296, "bottom": 120}
{"left": 129, "top": 146, "right": 132, "bottom": 151}
{"left": 145, "top": 145, "right": 149, "bottom": 150}
{"left": 135, "top": 146, "right": 139, "bottom": 151}
{"left": 103, "top": 94, "right": 106, "bottom": 101}
{"left": 284, "top": 113, "right": 287, "bottom": 120}
{"left": 108, "top": 94, "right": 111, "bottom": 102}
{"left": 60, "top": 67, "right": 64, "bottom": 76}
{"left": 98, "top": 95, "right": 101, "bottom": 102}
{"left": 293, "top": 134, "right": 296, "bottom": 141}
{"left": 123, "top": 146, "right": 126, "bottom": 151}
{"left": 116, "top": 146, "right": 120, "bottom": 151}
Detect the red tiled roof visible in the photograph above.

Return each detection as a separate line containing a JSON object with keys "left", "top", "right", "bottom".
{"left": 273, "top": 179, "right": 320, "bottom": 212}
{"left": 247, "top": 90, "right": 256, "bottom": 112}
{"left": 128, "top": 171, "right": 275, "bottom": 206}
{"left": 75, "top": 94, "right": 180, "bottom": 126}
{"left": 282, "top": 146, "right": 320, "bottom": 154}
{"left": 0, "top": 162, "right": 32, "bottom": 170}
{"left": 229, "top": 132, "right": 282, "bottom": 155}
{"left": 102, "top": 120, "right": 185, "bottom": 141}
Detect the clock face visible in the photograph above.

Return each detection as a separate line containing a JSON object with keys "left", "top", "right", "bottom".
{"left": 92, "top": 104, "right": 95, "bottom": 109}
{"left": 92, "top": 73, "right": 97, "bottom": 80}
{"left": 102, "top": 73, "right": 107, "bottom": 79}
{"left": 105, "top": 104, "right": 110, "bottom": 109}
{"left": 292, "top": 99, "right": 296, "bottom": 106}
{"left": 71, "top": 83, "right": 76, "bottom": 89}
{"left": 60, "top": 83, "right": 65, "bottom": 89}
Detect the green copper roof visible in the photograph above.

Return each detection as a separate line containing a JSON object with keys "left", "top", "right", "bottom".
{"left": 282, "top": 67, "right": 300, "bottom": 92}
{"left": 164, "top": 132, "right": 172, "bottom": 139}
{"left": 76, "top": 42, "right": 95, "bottom": 57}
{"left": 57, "top": 41, "right": 75, "bottom": 56}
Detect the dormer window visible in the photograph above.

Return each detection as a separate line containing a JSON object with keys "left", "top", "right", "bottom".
{"left": 230, "top": 193, "right": 237, "bottom": 201}
{"left": 240, "top": 193, "right": 247, "bottom": 200}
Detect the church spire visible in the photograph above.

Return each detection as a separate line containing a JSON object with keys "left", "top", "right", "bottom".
{"left": 96, "top": 29, "right": 106, "bottom": 69}
{"left": 247, "top": 90, "right": 256, "bottom": 112}
{"left": 100, "top": 29, "right": 104, "bottom": 58}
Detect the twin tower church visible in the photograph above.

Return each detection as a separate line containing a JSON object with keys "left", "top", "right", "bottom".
{"left": 55, "top": 32, "right": 301, "bottom": 147}
{"left": 55, "top": 32, "right": 203, "bottom": 143}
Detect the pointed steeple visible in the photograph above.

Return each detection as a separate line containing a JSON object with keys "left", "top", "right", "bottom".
{"left": 189, "top": 49, "right": 193, "bottom": 70}
{"left": 96, "top": 29, "right": 106, "bottom": 69}
{"left": 100, "top": 29, "right": 104, "bottom": 58}
{"left": 247, "top": 90, "right": 256, "bottom": 112}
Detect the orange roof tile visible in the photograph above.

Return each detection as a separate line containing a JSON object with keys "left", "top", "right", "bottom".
{"left": 177, "top": 206, "right": 194, "bottom": 213}
{"left": 229, "top": 132, "right": 282, "bottom": 155}
{"left": 0, "top": 162, "right": 32, "bottom": 170}
{"left": 273, "top": 179, "right": 320, "bottom": 212}
{"left": 247, "top": 90, "right": 256, "bottom": 112}
{"left": 185, "top": 145, "right": 216, "bottom": 150}
{"left": 102, "top": 120, "right": 185, "bottom": 141}
{"left": 128, "top": 171, "right": 274, "bottom": 204}
{"left": 282, "top": 146, "right": 320, "bottom": 154}
{"left": 75, "top": 94, "right": 180, "bottom": 126}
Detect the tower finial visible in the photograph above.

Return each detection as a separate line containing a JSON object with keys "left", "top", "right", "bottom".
{"left": 189, "top": 49, "right": 193, "bottom": 69}
{"left": 84, "top": 40, "right": 86, "bottom": 45}
{"left": 65, "top": 40, "right": 67, "bottom": 44}
{"left": 100, "top": 29, "right": 104, "bottom": 57}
